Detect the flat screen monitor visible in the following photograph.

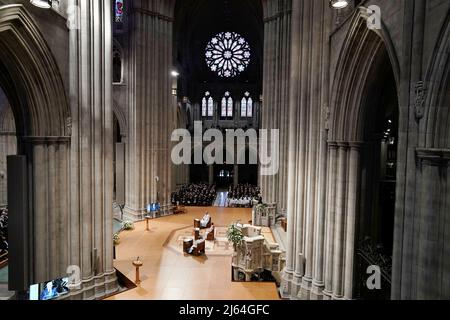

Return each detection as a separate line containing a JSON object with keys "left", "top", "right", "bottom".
{"left": 29, "top": 277, "right": 70, "bottom": 301}
{"left": 147, "top": 203, "right": 160, "bottom": 212}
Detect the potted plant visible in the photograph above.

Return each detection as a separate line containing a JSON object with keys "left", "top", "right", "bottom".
{"left": 226, "top": 223, "right": 244, "bottom": 251}
{"left": 113, "top": 233, "right": 120, "bottom": 245}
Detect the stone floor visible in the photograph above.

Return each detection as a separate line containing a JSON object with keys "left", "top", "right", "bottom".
{"left": 107, "top": 206, "right": 280, "bottom": 300}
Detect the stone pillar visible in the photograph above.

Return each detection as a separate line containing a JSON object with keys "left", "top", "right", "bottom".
{"left": 332, "top": 143, "right": 348, "bottom": 299}
{"left": 279, "top": 0, "right": 298, "bottom": 300}
{"left": 322, "top": 142, "right": 338, "bottom": 300}
{"left": 260, "top": 0, "right": 291, "bottom": 209}
{"left": 124, "top": 1, "right": 176, "bottom": 220}
{"left": 19, "top": 137, "right": 70, "bottom": 284}
{"left": 415, "top": 149, "right": 450, "bottom": 299}
{"left": 233, "top": 164, "right": 239, "bottom": 186}
{"left": 343, "top": 143, "right": 361, "bottom": 299}
{"left": 209, "top": 165, "right": 214, "bottom": 186}
{"left": 68, "top": 0, "right": 118, "bottom": 299}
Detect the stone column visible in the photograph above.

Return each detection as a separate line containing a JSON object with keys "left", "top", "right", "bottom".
{"left": 124, "top": 1, "right": 176, "bottom": 220}
{"left": 233, "top": 164, "right": 239, "bottom": 186}
{"left": 279, "top": 0, "right": 297, "bottom": 299}
{"left": 19, "top": 137, "right": 70, "bottom": 284}
{"left": 68, "top": 0, "right": 118, "bottom": 299}
{"left": 209, "top": 165, "right": 214, "bottom": 186}
{"left": 260, "top": 0, "right": 291, "bottom": 210}
{"left": 343, "top": 142, "right": 362, "bottom": 299}
{"left": 332, "top": 143, "right": 348, "bottom": 299}
{"left": 322, "top": 142, "right": 338, "bottom": 300}
{"left": 415, "top": 149, "right": 450, "bottom": 299}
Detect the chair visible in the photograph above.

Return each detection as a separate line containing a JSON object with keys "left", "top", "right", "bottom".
{"left": 193, "top": 228, "right": 201, "bottom": 240}
{"left": 194, "top": 215, "right": 212, "bottom": 229}
{"left": 191, "top": 239, "right": 206, "bottom": 256}
{"left": 205, "top": 224, "right": 215, "bottom": 241}
{"left": 183, "top": 239, "right": 194, "bottom": 254}
{"left": 173, "top": 205, "right": 186, "bottom": 214}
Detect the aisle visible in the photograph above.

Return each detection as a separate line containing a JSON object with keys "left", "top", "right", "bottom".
{"left": 213, "top": 191, "right": 228, "bottom": 207}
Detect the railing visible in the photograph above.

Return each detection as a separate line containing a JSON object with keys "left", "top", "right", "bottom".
{"left": 355, "top": 244, "right": 392, "bottom": 300}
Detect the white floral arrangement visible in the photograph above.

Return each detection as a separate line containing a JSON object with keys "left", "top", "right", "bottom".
{"left": 113, "top": 233, "right": 120, "bottom": 245}
{"left": 122, "top": 221, "right": 135, "bottom": 230}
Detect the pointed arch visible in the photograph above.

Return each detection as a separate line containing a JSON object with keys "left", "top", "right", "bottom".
{"left": 330, "top": 7, "right": 400, "bottom": 142}
{"left": 422, "top": 11, "right": 450, "bottom": 149}
{"left": 113, "top": 100, "right": 128, "bottom": 137}
{"left": 0, "top": 4, "right": 70, "bottom": 137}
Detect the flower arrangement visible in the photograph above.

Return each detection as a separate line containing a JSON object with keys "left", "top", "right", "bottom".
{"left": 113, "top": 233, "right": 120, "bottom": 245}
{"left": 122, "top": 221, "right": 134, "bottom": 230}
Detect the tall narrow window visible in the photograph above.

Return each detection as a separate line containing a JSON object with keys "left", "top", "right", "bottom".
{"left": 221, "top": 92, "right": 233, "bottom": 118}
{"left": 115, "top": 0, "right": 124, "bottom": 23}
{"left": 207, "top": 96, "right": 214, "bottom": 117}
{"left": 240, "top": 92, "right": 253, "bottom": 118}
{"left": 113, "top": 42, "right": 122, "bottom": 83}
{"left": 202, "top": 92, "right": 213, "bottom": 118}
{"left": 202, "top": 98, "right": 207, "bottom": 117}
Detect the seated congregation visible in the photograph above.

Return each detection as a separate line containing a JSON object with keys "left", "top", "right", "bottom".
{"left": 171, "top": 183, "right": 216, "bottom": 206}
{"left": 227, "top": 184, "right": 262, "bottom": 208}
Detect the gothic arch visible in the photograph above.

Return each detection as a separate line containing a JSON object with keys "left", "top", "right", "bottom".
{"left": 330, "top": 7, "right": 400, "bottom": 142}
{"left": 113, "top": 100, "right": 128, "bottom": 137}
{"left": 0, "top": 4, "right": 69, "bottom": 137}
{"left": 0, "top": 4, "right": 70, "bottom": 286}
{"left": 422, "top": 11, "right": 450, "bottom": 149}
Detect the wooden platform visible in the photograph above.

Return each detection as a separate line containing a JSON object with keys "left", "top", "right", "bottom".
{"left": 107, "top": 206, "right": 280, "bottom": 300}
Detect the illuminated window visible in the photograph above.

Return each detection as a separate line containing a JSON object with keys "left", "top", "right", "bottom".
{"left": 202, "top": 92, "right": 214, "bottom": 118}
{"left": 240, "top": 92, "right": 253, "bottom": 118}
{"left": 205, "top": 32, "right": 251, "bottom": 78}
{"left": 115, "top": 0, "right": 124, "bottom": 23}
{"left": 221, "top": 92, "right": 233, "bottom": 118}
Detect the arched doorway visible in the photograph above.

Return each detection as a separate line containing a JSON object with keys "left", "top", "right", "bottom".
{"left": 0, "top": 4, "right": 70, "bottom": 292}
{"left": 325, "top": 12, "right": 401, "bottom": 300}
{"left": 354, "top": 48, "right": 399, "bottom": 300}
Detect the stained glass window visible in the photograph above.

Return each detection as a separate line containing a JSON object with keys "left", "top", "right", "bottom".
{"left": 241, "top": 98, "right": 247, "bottom": 117}
{"left": 202, "top": 92, "right": 214, "bottom": 118}
{"left": 205, "top": 32, "right": 251, "bottom": 78}
{"left": 208, "top": 96, "right": 214, "bottom": 117}
{"left": 240, "top": 92, "right": 253, "bottom": 118}
{"left": 115, "top": 0, "right": 124, "bottom": 23}
{"left": 202, "top": 98, "right": 207, "bottom": 117}
{"left": 221, "top": 92, "right": 233, "bottom": 118}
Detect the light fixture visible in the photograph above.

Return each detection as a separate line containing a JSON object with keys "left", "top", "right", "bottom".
{"left": 329, "top": 0, "right": 349, "bottom": 9}
{"left": 171, "top": 70, "right": 180, "bottom": 77}
{"left": 30, "top": 0, "right": 52, "bottom": 9}
{"left": 172, "top": 88, "right": 178, "bottom": 96}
